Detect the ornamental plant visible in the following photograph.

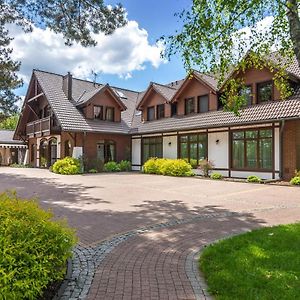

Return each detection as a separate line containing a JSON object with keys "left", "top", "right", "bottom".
{"left": 118, "top": 160, "right": 131, "bottom": 171}
{"left": 143, "top": 158, "right": 194, "bottom": 177}
{"left": 247, "top": 175, "right": 261, "bottom": 183}
{"left": 197, "top": 159, "right": 215, "bottom": 177}
{"left": 210, "top": 172, "right": 223, "bottom": 180}
{"left": 52, "top": 157, "right": 81, "bottom": 175}
{"left": 0, "top": 191, "right": 76, "bottom": 299}
{"left": 104, "top": 161, "right": 120, "bottom": 172}
{"left": 290, "top": 176, "right": 300, "bottom": 185}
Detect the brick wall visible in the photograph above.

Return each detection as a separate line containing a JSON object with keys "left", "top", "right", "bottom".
{"left": 282, "top": 120, "right": 300, "bottom": 179}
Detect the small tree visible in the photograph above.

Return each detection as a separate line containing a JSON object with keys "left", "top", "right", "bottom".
{"left": 0, "top": 114, "right": 19, "bottom": 130}
{"left": 198, "top": 159, "right": 215, "bottom": 177}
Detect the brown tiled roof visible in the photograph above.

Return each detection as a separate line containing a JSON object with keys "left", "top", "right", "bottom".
{"left": 34, "top": 70, "right": 139, "bottom": 134}
{"left": 131, "top": 98, "right": 300, "bottom": 134}
{"left": 193, "top": 71, "right": 218, "bottom": 90}
{"left": 30, "top": 67, "right": 300, "bottom": 136}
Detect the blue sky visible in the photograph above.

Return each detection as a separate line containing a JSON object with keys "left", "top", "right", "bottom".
{"left": 13, "top": 0, "right": 191, "bottom": 97}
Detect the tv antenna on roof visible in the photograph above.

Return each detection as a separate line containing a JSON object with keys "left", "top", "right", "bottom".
{"left": 91, "top": 70, "right": 99, "bottom": 86}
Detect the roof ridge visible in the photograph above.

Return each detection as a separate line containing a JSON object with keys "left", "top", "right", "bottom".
{"left": 152, "top": 82, "right": 177, "bottom": 90}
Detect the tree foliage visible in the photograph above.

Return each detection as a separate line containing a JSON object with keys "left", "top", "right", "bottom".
{"left": 0, "top": 0, "right": 127, "bottom": 115}
{"left": 165, "top": 0, "right": 300, "bottom": 113}
{"left": 0, "top": 114, "right": 19, "bottom": 129}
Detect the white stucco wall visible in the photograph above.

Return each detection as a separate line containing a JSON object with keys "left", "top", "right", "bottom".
{"left": 208, "top": 131, "right": 228, "bottom": 169}
{"left": 163, "top": 136, "right": 177, "bottom": 159}
{"left": 131, "top": 138, "right": 141, "bottom": 171}
{"left": 231, "top": 171, "right": 279, "bottom": 180}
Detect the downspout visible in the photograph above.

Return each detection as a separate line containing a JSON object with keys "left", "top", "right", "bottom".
{"left": 279, "top": 120, "right": 285, "bottom": 180}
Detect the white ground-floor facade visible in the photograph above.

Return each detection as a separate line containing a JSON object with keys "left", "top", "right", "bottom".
{"left": 131, "top": 122, "right": 281, "bottom": 180}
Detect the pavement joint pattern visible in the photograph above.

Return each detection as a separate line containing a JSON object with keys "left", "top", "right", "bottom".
{"left": 57, "top": 211, "right": 237, "bottom": 299}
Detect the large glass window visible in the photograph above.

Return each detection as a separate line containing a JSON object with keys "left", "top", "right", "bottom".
{"left": 239, "top": 85, "right": 252, "bottom": 106}
{"left": 105, "top": 107, "right": 115, "bottom": 121}
{"left": 198, "top": 95, "right": 209, "bottom": 113}
{"left": 257, "top": 81, "right": 273, "bottom": 103}
{"left": 157, "top": 104, "right": 165, "bottom": 119}
{"left": 232, "top": 128, "right": 273, "bottom": 170}
{"left": 185, "top": 98, "right": 195, "bottom": 115}
{"left": 147, "top": 106, "right": 155, "bottom": 121}
{"left": 179, "top": 133, "right": 207, "bottom": 167}
{"left": 97, "top": 140, "right": 116, "bottom": 162}
{"left": 142, "top": 137, "right": 162, "bottom": 163}
{"left": 94, "top": 105, "right": 103, "bottom": 120}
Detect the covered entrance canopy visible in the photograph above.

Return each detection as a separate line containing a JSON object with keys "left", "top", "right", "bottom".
{"left": 0, "top": 130, "right": 27, "bottom": 166}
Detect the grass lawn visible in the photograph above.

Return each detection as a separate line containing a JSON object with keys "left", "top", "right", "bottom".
{"left": 200, "top": 223, "right": 300, "bottom": 300}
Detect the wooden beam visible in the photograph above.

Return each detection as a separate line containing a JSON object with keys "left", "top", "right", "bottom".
{"left": 27, "top": 92, "right": 44, "bottom": 103}
{"left": 27, "top": 105, "right": 39, "bottom": 119}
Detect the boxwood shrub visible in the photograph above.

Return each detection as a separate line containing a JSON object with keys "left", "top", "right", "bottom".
{"left": 52, "top": 157, "right": 81, "bottom": 175}
{"left": 0, "top": 192, "right": 76, "bottom": 299}
{"left": 290, "top": 176, "right": 300, "bottom": 185}
{"left": 143, "top": 158, "right": 194, "bottom": 177}
{"left": 104, "top": 161, "right": 120, "bottom": 172}
{"left": 247, "top": 175, "right": 261, "bottom": 183}
{"left": 118, "top": 160, "right": 131, "bottom": 171}
{"left": 210, "top": 172, "right": 223, "bottom": 180}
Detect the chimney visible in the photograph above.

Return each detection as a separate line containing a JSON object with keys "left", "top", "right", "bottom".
{"left": 62, "top": 72, "right": 72, "bottom": 100}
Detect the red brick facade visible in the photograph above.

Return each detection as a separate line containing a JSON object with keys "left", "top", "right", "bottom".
{"left": 283, "top": 120, "right": 300, "bottom": 179}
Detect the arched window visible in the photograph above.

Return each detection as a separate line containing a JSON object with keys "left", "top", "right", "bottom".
{"left": 48, "top": 138, "right": 57, "bottom": 166}
{"left": 64, "top": 140, "right": 72, "bottom": 157}
{"left": 39, "top": 139, "right": 48, "bottom": 168}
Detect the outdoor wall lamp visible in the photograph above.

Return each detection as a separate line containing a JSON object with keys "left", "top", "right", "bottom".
{"left": 216, "top": 139, "right": 220, "bottom": 144}
{"left": 168, "top": 142, "right": 172, "bottom": 146}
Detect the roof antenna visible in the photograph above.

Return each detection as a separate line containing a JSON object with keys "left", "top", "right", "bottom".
{"left": 91, "top": 70, "right": 98, "bottom": 87}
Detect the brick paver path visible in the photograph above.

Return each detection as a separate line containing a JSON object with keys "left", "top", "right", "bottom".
{"left": 1, "top": 168, "right": 300, "bottom": 299}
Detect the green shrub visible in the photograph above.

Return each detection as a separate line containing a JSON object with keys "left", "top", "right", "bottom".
{"left": 210, "top": 172, "right": 223, "bottom": 180}
{"left": 189, "top": 159, "right": 198, "bottom": 169}
{"left": 159, "top": 159, "right": 194, "bottom": 177}
{"left": 295, "top": 170, "right": 300, "bottom": 177}
{"left": 143, "top": 158, "right": 194, "bottom": 177}
{"left": 52, "top": 157, "right": 81, "bottom": 175}
{"left": 290, "top": 176, "right": 300, "bottom": 185}
{"left": 197, "top": 159, "right": 215, "bottom": 177}
{"left": 0, "top": 191, "right": 76, "bottom": 299}
{"left": 247, "top": 175, "right": 261, "bottom": 183}
{"left": 104, "top": 161, "right": 120, "bottom": 172}
{"left": 88, "top": 168, "right": 98, "bottom": 173}
{"left": 10, "top": 163, "right": 30, "bottom": 168}
{"left": 143, "top": 158, "right": 165, "bottom": 174}
{"left": 118, "top": 160, "right": 131, "bottom": 171}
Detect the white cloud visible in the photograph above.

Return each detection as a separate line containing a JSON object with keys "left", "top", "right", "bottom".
{"left": 232, "top": 16, "right": 276, "bottom": 59}
{"left": 8, "top": 20, "right": 166, "bottom": 83}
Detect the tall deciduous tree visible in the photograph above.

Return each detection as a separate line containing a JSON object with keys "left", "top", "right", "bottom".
{"left": 165, "top": 0, "right": 300, "bottom": 113}
{"left": 0, "top": 0, "right": 127, "bottom": 115}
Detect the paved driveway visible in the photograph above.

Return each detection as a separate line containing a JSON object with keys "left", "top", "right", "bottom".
{"left": 1, "top": 167, "right": 300, "bottom": 299}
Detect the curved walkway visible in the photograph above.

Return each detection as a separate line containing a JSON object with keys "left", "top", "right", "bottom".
{"left": 1, "top": 168, "right": 300, "bottom": 299}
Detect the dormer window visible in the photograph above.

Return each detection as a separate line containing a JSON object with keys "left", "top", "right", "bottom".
{"left": 198, "top": 95, "right": 209, "bottom": 113}
{"left": 157, "top": 104, "right": 165, "bottom": 119}
{"left": 94, "top": 105, "right": 103, "bottom": 120}
{"left": 105, "top": 107, "right": 115, "bottom": 122}
{"left": 257, "top": 81, "right": 273, "bottom": 103}
{"left": 147, "top": 106, "right": 155, "bottom": 121}
{"left": 185, "top": 97, "right": 195, "bottom": 115}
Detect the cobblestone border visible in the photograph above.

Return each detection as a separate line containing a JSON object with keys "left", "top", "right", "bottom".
{"left": 55, "top": 211, "right": 236, "bottom": 299}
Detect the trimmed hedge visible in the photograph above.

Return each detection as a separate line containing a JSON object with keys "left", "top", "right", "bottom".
{"left": 0, "top": 192, "right": 76, "bottom": 299}
{"left": 52, "top": 157, "right": 81, "bottom": 175}
{"left": 143, "top": 158, "right": 194, "bottom": 177}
